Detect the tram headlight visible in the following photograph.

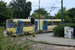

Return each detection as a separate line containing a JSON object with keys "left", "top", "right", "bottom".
{"left": 10, "top": 31, "right": 12, "bottom": 33}
{"left": 6, "top": 31, "right": 9, "bottom": 35}
{"left": 7, "top": 31, "right": 9, "bottom": 33}
{"left": 10, "top": 31, "right": 13, "bottom": 34}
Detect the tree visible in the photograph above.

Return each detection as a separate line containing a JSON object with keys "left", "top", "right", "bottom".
{"left": 31, "top": 12, "right": 45, "bottom": 19}
{"left": 67, "top": 8, "right": 75, "bottom": 22}
{"left": 9, "top": 0, "right": 31, "bottom": 19}
{"left": 0, "top": 1, "right": 13, "bottom": 26}
{"left": 54, "top": 7, "right": 72, "bottom": 23}
{"left": 34, "top": 8, "right": 49, "bottom": 19}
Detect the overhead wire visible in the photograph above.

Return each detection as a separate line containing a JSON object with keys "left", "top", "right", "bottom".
{"left": 49, "top": 0, "right": 61, "bottom": 16}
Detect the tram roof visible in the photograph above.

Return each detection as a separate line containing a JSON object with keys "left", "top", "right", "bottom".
{"left": 6, "top": 19, "right": 62, "bottom": 22}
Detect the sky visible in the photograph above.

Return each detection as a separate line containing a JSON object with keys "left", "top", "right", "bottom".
{"left": 2, "top": 0, "right": 75, "bottom": 16}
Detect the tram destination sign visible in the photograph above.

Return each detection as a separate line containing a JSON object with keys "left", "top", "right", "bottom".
{"left": 8, "top": 20, "right": 13, "bottom": 22}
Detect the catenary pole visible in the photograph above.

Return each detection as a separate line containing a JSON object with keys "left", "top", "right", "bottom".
{"left": 61, "top": 0, "right": 63, "bottom": 24}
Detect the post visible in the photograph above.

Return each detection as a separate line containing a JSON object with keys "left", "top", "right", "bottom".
{"left": 52, "top": 16, "right": 53, "bottom": 29}
{"left": 39, "top": 0, "right": 40, "bottom": 31}
{"left": 61, "top": 0, "right": 63, "bottom": 24}
{"left": 33, "top": 25, "right": 35, "bottom": 37}
{"left": 33, "top": 32, "right": 35, "bottom": 37}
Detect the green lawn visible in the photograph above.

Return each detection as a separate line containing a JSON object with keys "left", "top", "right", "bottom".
{"left": 72, "top": 38, "right": 75, "bottom": 39}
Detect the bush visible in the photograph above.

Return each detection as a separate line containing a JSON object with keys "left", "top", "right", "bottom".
{"left": 53, "top": 23, "right": 75, "bottom": 37}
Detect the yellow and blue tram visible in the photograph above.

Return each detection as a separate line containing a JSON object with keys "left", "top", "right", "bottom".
{"left": 6, "top": 19, "right": 61, "bottom": 36}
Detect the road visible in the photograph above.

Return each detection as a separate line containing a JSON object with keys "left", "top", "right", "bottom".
{"left": 11, "top": 35, "right": 75, "bottom": 50}
{"left": 3, "top": 30, "right": 75, "bottom": 50}
{"left": 32, "top": 43, "right": 75, "bottom": 50}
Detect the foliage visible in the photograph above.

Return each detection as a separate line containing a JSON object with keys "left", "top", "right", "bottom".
{"left": 53, "top": 23, "right": 75, "bottom": 37}
{"left": 54, "top": 7, "right": 72, "bottom": 23}
{"left": 31, "top": 12, "right": 45, "bottom": 19}
{"left": 0, "top": 1, "right": 13, "bottom": 26}
{"left": 33, "top": 8, "right": 50, "bottom": 19}
{"left": 67, "top": 8, "right": 75, "bottom": 22}
{"left": 34, "top": 8, "right": 48, "bottom": 15}
{"left": 0, "top": 27, "right": 35, "bottom": 50}
{"left": 9, "top": 0, "right": 32, "bottom": 19}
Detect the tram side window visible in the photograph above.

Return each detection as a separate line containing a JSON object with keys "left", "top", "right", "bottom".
{"left": 6, "top": 22, "right": 16, "bottom": 28}
{"left": 48, "top": 21, "right": 52, "bottom": 25}
{"left": 23, "top": 22, "right": 32, "bottom": 27}
{"left": 53, "top": 21, "right": 61, "bottom": 25}
{"left": 35, "top": 21, "right": 37, "bottom": 26}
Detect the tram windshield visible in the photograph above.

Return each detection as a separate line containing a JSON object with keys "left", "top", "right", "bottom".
{"left": 6, "top": 22, "right": 16, "bottom": 28}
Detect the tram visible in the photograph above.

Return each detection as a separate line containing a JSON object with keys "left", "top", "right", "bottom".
{"left": 6, "top": 19, "right": 61, "bottom": 36}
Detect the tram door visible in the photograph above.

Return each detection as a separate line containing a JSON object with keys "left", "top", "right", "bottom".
{"left": 16, "top": 20, "right": 23, "bottom": 34}
{"left": 42, "top": 20, "right": 48, "bottom": 31}
{"left": 34, "top": 20, "right": 38, "bottom": 32}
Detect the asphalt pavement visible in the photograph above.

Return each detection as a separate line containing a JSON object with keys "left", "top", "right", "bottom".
{"left": 27, "top": 32, "right": 75, "bottom": 47}
{"left": 3, "top": 30, "right": 75, "bottom": 47}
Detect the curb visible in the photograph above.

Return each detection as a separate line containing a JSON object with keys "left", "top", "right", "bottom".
{"left": 28, "top": 39, "right": 75, "bottom": 47}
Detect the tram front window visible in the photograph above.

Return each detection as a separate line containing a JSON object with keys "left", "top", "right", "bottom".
{"left": 6, "top": 22, "right": 16, "bottom": 28}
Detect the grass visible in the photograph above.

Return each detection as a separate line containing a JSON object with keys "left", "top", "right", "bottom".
{"left": 39, "top": 40, "right": 47, "bottom": 44}
{"left": 0, "top": 26, "right": 35, "bottom": 50}
{"left": 72, "top": 38, "right": 75, "bottom": 39}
